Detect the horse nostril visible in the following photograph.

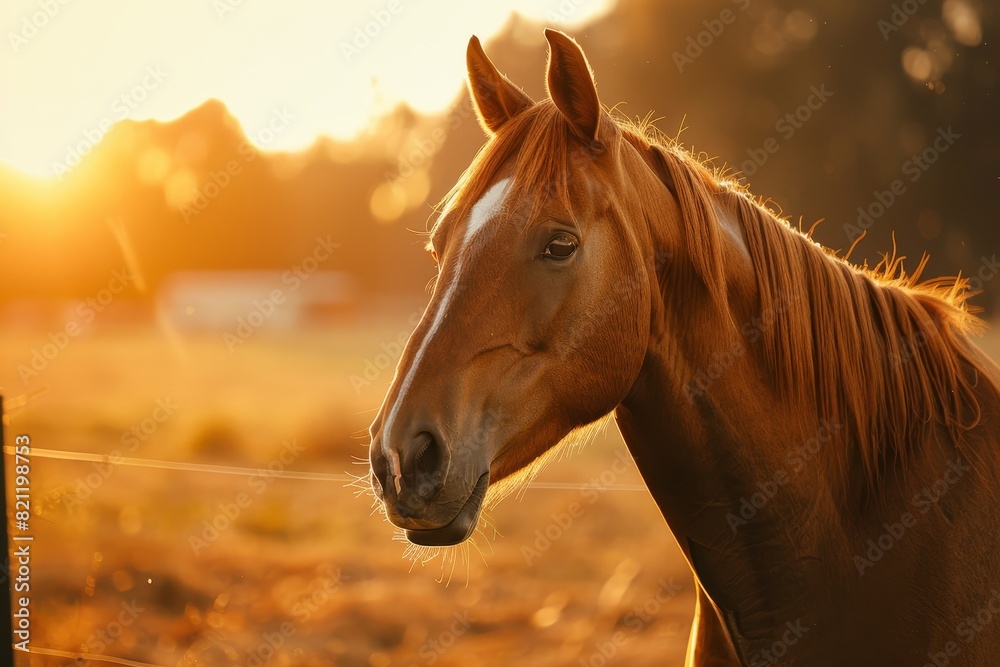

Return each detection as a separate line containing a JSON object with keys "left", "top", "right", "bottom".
{"left": 370, "top": 447, "right": 388, "bottom": 499}
{"left": 412, "top": 431, "right": 445, "bottom": 499}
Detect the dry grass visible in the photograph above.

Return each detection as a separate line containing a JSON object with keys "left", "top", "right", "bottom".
{"left": 2, "top": 304, "right": 997, "bottom": 666}
{"left": 0, "top": 303, "right": 693, "bottom": 667}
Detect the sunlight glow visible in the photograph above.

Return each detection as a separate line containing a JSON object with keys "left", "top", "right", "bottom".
{"left": 1, "top": 0, "right": 612, "bottom": 177}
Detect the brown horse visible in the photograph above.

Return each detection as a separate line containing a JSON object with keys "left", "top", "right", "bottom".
{"left": 367, "top": 29, "right": 1000, "bottom": 665}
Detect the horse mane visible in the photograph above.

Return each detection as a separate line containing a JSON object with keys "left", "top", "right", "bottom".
{"left": 622, "top": 123, "right": 995, "bottom": 487}
{"left": 438, "top": 100, "right": 996, "bottom": 489}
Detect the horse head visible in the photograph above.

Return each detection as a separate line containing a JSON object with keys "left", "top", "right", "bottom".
{"left": 367, "top": 30, "right": 677, "bottom": 546}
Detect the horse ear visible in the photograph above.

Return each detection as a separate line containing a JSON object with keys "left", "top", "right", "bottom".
{"left": 466, "top": 35, "right": 534, "bottom": 135}
{"left": 544, "top": 29, "right": 602, "bottom": 149}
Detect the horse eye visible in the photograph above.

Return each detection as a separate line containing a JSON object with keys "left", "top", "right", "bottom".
{"left": 543, "top": 233, "right": 578, "bottom": 259}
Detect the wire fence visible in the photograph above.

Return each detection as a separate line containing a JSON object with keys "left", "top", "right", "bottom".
{"left": 3, "top": 432, "right": 648, "bottom": 666}
{"left": 4, "top": 445, "right": 648, "bottom": 491}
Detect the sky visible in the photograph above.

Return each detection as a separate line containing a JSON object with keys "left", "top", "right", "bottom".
{"left": 1, "top": 0, "right": 612, "bottom": 177}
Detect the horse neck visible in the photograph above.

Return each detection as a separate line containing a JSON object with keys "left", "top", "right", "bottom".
{"left": 615, "top": 180, "right": 836, "bottom": 615}
{"left": 614, "top": 154, "right": 1000, "bottom": 648}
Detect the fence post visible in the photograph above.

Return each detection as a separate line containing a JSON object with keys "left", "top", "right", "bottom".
{"left": 0, "top": 394, "right": 14, "bottom": 663}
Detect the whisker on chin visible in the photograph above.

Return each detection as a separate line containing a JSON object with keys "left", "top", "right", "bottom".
{"left": 476, "top": 511, "right": 503, "bottom": 543}
{"left": 367, "top": 414, "right": 615, "bottom": 586}
{"left": 390, "top": 508, "right": 500, "bottom": 587}
{"left": 467, "top": 532, "right": 492, "bottom": 568}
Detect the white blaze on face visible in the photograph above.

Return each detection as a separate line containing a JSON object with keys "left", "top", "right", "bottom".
{"left": 382, "top": 177, "right": 513, "bottom": 455}
{"left": 464, "top": 178, "right": 513, "bottom": 246}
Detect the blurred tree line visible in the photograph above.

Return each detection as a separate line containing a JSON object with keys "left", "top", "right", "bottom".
{"left": 1, "top": 0, "right": 995, "bottom": 313}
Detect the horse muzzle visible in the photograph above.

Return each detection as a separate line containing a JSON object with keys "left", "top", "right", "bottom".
{"left": 401, "top": 471, "right": 489, "bottom": 546}
{"left": 370, "top": 441, "right": 489, "bottom": 546}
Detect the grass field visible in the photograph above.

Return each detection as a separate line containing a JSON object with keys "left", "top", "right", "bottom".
{"left": 3, "top": 302, "right": 999, "bottom": 666}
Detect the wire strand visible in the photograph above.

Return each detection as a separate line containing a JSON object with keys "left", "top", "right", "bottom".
{"left": 2, "top": 446, "right": 352, "bottom": 483}
{"left": 23, "top": 646, "right": 167, "bottom": 667}
{"left": 2, "top": 447, "right": 647, "bottom": 491}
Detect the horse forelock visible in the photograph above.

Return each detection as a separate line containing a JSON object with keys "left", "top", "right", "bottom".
{"left": 430, "top": 101, "right": 603, "bottom": 245}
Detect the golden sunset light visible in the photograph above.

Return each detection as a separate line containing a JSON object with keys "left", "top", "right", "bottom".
{"left": 1, "top": 0, "right": 611, "bottom": 177}
{"left": 0, "top": 2, "right": 996, "bottom": 665}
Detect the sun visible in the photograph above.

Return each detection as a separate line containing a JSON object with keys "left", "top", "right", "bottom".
{"left": 0, "top": 0, "right": 613, "bottom": 178}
